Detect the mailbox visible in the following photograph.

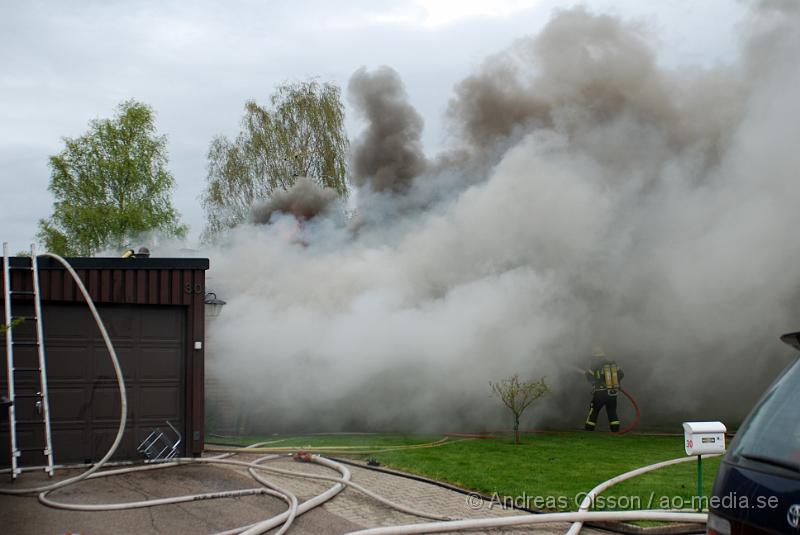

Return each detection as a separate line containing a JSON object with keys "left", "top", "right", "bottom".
{"left": 683, "top": 421, "right": 726, "bottom": 455}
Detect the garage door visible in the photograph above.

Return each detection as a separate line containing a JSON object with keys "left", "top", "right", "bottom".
{"left": 1, "top": 302, "right": 186, "bottom": 466}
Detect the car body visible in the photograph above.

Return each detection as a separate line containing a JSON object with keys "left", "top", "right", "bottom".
{"left": 708, "top": 332, "right": 800, "bottom": 535}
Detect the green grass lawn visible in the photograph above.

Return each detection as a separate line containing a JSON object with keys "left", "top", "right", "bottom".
{"left": 207, "top": 432, "right": 721, "bottom": 512}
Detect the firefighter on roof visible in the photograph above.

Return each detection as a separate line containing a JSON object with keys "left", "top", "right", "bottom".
{"left": 584, "top": 345, "right": 624, "bottom": 432}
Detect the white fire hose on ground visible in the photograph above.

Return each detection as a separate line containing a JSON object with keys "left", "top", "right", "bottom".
{"left": 343, "top": 511, "right": 708, "bottom": 535}
{"left": 564, "top": 454, "right": 719, "bottom": 535}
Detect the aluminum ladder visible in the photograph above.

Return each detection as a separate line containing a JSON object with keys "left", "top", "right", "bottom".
{"left": 2, "top": 243, "right": 55, "bottom": 478}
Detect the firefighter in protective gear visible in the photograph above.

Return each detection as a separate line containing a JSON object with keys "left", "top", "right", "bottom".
{"left": 584, "top": 345, "right": 624, "bottom": 432}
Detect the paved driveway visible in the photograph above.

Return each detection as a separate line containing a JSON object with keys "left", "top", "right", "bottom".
{"left": 0, "top": 454, "right": 608, "bottom": 534}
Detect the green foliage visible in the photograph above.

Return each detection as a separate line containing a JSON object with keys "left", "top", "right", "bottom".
{"left": 38, "top": 99, "right": 187, "bottom": 256}
{"left": 490, "top": 374, "right": 550, "bottom": 444}
{"left": 201, "top": 80, "right": 349, "bottom": 240}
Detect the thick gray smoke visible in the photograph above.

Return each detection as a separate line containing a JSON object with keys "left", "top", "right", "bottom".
{"left": 348, "top": 66, "right": 428, "bottom": 193}
{"left": 250, "top": 177, "right": 339, "bottom": 224}
{"left": 204, "top": 4, "right": 800, "bottom": 434}
{"left": 448, "top": 8, "right": 748, "bottom": 186}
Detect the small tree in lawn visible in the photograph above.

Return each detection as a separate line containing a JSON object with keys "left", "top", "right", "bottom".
{"left": 490, "top": 374, "right": 550, "bottom": 444}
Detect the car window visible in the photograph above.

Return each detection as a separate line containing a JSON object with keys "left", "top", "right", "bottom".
{"left": 731, "top": 357, "right": 800, "bottom": 471}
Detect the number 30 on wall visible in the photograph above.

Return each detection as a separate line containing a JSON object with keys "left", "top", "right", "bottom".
{"left": 184, "top": 283, "right": 204, "bottom": 294}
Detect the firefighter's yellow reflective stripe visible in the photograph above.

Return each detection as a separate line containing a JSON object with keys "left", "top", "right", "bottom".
{"left": 610, "top": 420, "right": 620, "bottom": 425}
{"left": 585, "top": 405, "right": 596, "bottom": 425}
{"left": 585, "top": 420, "right": 596, "bottom": 426}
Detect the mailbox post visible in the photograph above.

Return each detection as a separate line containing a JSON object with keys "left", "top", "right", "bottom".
{"left": 683, "top": 421, "right": 726, "bottom": 510}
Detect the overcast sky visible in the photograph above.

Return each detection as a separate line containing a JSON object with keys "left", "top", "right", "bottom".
{"left": 0, "top": 0, "right": 746, "bottom": 252}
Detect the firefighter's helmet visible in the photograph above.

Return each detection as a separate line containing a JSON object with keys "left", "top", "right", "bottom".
{"left": 591, "top": 345, "right": 606, "bottom": 358}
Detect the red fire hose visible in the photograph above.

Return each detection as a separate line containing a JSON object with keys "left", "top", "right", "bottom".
{"left": 616, "top": 387, "right": 641, "bottom": 435}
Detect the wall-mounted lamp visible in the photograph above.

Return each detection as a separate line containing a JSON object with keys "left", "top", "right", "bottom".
{"left": 204, "top": 292, "right": 227, "bottom": 318}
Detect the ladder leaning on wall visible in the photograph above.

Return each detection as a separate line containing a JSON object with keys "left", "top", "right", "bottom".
{"left": 2, "top": 242, "right": 55, "bottom": 478}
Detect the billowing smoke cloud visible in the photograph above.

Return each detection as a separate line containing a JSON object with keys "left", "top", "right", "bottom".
{"left": 448, "top": 8, "right": 743, "bottom": 176}
{"left": 250, "top": 177, "right": 339, "bottom": 224}
{"left": 348, "top": 66, "right": 427, "bottom": 193}
{"left": 203, "top": 4, "right": 800, "bottom": 434}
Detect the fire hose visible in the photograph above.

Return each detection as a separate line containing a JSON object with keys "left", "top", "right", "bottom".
{"left": 343, "top": 511, "right": 708, "bottom": 534}
{"left": 204, "top": 437, "right": 460, "bottom": 455}
{"left": 617, "top": 387, "right": 641, "bottom": 435}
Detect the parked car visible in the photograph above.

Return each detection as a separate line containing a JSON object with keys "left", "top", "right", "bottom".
{"left": 708, "top": 332, "right": 800, "bottom": 535}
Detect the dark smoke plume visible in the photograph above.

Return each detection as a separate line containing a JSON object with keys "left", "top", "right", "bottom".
{"left": 448, "top": 8, "right": 742, "bottom": 174}
{"left": 348, "top": 66, "right": 428, "bottom": 193}
{"left": 250, "top": 177, "right": 338, "bottom": 224}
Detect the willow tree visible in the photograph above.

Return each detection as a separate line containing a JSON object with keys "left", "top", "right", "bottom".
{"left": 38, "top": 100, "right": 186, "bottom": 256}
{"left": 201, "top": 80, "right": 349, "bottom": 240}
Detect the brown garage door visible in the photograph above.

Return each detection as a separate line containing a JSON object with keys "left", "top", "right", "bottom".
{"left": 1, "top": 302, "right": 185, "bottom": 466}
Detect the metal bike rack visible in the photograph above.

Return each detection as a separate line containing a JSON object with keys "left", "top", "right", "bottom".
{"left": 137, "top": 421, "right": 182, "bottom": 461}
